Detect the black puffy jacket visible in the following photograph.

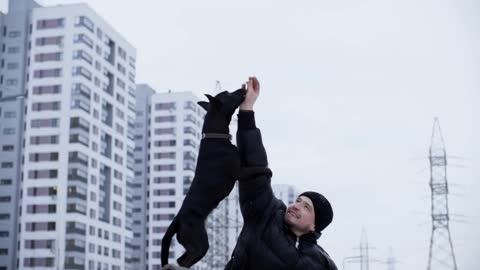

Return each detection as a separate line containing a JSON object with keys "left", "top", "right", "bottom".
{"left": 225, "top": 115, "right": 337, "bottom": 270}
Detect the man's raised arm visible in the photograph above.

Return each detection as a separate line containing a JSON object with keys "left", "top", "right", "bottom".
{"left": 236, "top": 77, "right": 275, "bottom": 221}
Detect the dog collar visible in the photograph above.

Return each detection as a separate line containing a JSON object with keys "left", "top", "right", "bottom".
{"left": 202, "top": 133, "right": 232, "bottom": 140}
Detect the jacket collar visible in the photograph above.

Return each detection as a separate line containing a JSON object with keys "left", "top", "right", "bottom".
{"left": 283, "top": 222, "right": 321, "bottom": 246}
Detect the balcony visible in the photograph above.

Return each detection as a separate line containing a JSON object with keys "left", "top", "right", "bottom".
{"left": 69, "top": 134, "right": 89, "bottom": 147}
{"left": 68, "top": 152, "right": 88, "bottom": 167}
{"left": 70, "top": 117, "right": 89, "bottom": 132}
{"left": 67, "top": 189, "right": 87, "bottom": 201}
{"left": 68, "top": 171, "right": 88, "bottom": 184}
{"left": 66, "top": 223, "right": 86, "bottom": 236}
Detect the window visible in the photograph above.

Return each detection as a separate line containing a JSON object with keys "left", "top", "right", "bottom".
{"left": 153, "top": 201, "right": 175, "bottom": 208}
{"left": 72, "top": 66, "right": 92, "bottom": 81}
{"left": 74, "top": 33, "right": 93, "bottom": 48}
{"left": 33, "top": 85, "right": 62, "bottom": 95}
{"left": 118, "top": 47, "right": 126, "bottom": 60}
{"left": 37, "top": 18, "right": 65, "bottom": 29}
{"left": 117, "top": 63, "right": 126, "bottom": 75}
{"left": 113, "top": 170, "right": 123, "bottom": 180}
{"left": 128, "top": 72, "right": 135, "bottom": 83}
{"left": 27, "top": 187, "right": 57, "bottom": 196}
{"left": 8, "top": 31, "right": 20, "bottom": 38}
{"left": 26, "top": 222, "right": 56, "bottom": 232}
{"left": 154, "top": 128, "right": 175, "bottom": 135}
{"left": 2, "top": 128, "right": 15, "bottom": 135}
{"left": 31, "top": 118, "right": 60, "bottom": 128}
{"left": 113, "top": 185, "right": 122, "bottom": 195}
{"left": 129, "top": 56, "right": 136, "bottom": 68}
{"left": 7, "top": 46, "right": 20, "bottom": 53}
{"left": 72, "top": 83, "right": 91, "bottom": 98}
{"left": 2, "top": 145, "right": 14, "bottom": 151}
{"left": 184, "top": 114, "right": 196, "bottom": 124}
{"left": 116, "top": 78, "right": 125, "bottom": 89}
{"left": 153, "top": 214, "right": 175, "bottom": 221}
{"left": 113, "top": 233, "right": 121, "bottom": 243}
{"left": 183, "top": 162, "right": 195, "bottom": 171}
{"left": 155, "top": 102, "right": 176, "bottom": 111}
{"left": 34, "top": 52, "right": 62, "bottom": 62}
{"left": 113, "top": 217, "right": 121, "bottom": 227}
{"left": 153, "top": 164, "right": 176, "bottom": 171}
{"left": 73, "top": 50, "right": 93, "bottom": 65}
{"left": 36, "top": 36, "right": 63, "bottom": 46}
{"left": 33, "top": 68, "right": 62, "bottom": 78}
{"left": 154, "top": 152, "right": 176, "bottom": 159}
{"left": 155, "top": 115, "right": 176, "bottom": 123}
{"left": 153, "top": 177, "right": 175, "bottom": 184}
{"left": 113, "top": 201, "right": 122, "bottom": 211}
{"left": 26, "top": 204, "right": 57, "bottom": 214}
{"left": 114, "top": 139, "right": 123, "bottom": 149}
{"left": 75, "top": 16, "right": 94, "bottom": 32}
{"left": 6, "top": 62, "right": 19, "bottom": 69}
{"left": 24, "top": 257, "right": 55, "bottom": 267}
{"left": 66, "top": 203, "right": 86, "bottom": 215}
{"left": 183, "top": 139, "right": 196, "bottom": 148}
{"left": 32, "top": 101, "right": 61, "bottom": 111}
{"left": 154, "top": 140, "right": 176, "bottom": 147}
{"left": 1, "top": 162, "right": 13, "bottom": 168}
{"left": 3, "top": 111, "right": 16, "bottom": 118}
{"left": 115, "top": 108, "right": 124, "bottom": 119}
{"left": 30, "top": 135, "right": 59, "bottom": 145}
{"left": 115, "top": 123, "right": 124, "bottom": 135}
{"left": 28, "top": 169, "right": 58, "bottom": 179}
{"left": 29, "top": 152, "right": 59, "bottom": 162}
{"left": 184, "top": 126, "right": 197, "bottom": 136}
{"left": 114, "top": 154, "right": 123, "bottom": 165}
{"left": 24, "top": 239, "right": 55, "bottom": 250}
{"left": 6, "top": 79, "right": 18, "bottom": 86}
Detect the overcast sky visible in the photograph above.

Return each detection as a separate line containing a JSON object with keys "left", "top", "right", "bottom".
{"left": 2, "top": 0, "right": 479, "bottom": 269}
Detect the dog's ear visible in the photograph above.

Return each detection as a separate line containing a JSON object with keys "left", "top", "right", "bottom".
{"left": 205, "top": 94, "right": 214, "bottom": 102}
{"left": 204, "top": 94, "right": 221, "bottom": 110}
{"left": 197, "top": 101, "right": 209, "bottom": 111}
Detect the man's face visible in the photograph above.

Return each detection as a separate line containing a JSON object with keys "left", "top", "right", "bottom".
{"left": 284, "top": 196, "right": 315, "bottom": 235}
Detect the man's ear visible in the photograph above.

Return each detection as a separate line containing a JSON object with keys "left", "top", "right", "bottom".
{"left": 309, "top": 223, "right": 315, "bottom": 232}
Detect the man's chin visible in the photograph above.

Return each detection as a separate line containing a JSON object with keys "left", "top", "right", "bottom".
{"left": 284, "top": 214, "right": 295, "bottom": 226}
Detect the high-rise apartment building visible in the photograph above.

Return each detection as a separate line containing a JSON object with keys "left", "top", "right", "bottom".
{"left": 0, "top": 0, "right": 137, "bottom": 269}
{"left": 133, "top": 85, "right": 208, "bottom": 270}
{"left": 0, "top": 1, "right": 41, "bottom": 269}
{"left": 132, "top": 85, "right": 246, "bottom": 270}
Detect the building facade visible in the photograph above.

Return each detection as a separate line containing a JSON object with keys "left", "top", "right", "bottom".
{"left": 133, "top": 86, "right": 209, "bottom": 270}
{"left": 0, "top": 0, "right": 137, "bottom": 269}
{"left": 0, "top": 1, "right": 41, "bottom": 269}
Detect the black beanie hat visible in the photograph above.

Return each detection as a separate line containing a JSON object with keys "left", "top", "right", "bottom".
{"left": 299, "top": 191, "right": 333, "bottom": 233}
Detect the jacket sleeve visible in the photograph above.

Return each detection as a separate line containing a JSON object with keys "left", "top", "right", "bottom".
{"left": 236, "top": 112, "right": 275, "bottom": 221}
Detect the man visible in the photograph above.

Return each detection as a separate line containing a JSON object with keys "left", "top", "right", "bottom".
{"left": 225, "top": 77, "right": 337, "bottom": 270}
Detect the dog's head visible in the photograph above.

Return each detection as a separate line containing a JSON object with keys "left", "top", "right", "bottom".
{"left": 197, "top": 88, "right": 246, "bottom": 116}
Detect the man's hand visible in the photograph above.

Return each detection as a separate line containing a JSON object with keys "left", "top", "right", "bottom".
{"left": 240, "top": 76, "right": 260, "bottom": 111}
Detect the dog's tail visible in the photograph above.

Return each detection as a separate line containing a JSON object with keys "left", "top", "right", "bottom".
{"left": 161, "top": 218, "right": 179, "bottom": 266}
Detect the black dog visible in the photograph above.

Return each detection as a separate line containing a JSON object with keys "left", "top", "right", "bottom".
{"left": 161, "top": 89, "right": 246, "bottom": 268}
